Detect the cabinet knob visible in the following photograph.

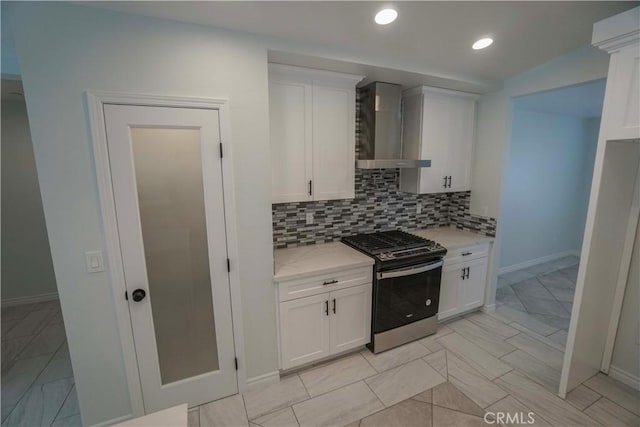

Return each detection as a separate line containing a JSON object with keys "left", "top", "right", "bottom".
{"left": 425, "top": 299, "right": 432, "bottom": 306}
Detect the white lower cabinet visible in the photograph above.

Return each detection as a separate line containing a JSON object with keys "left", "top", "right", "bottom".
{"left": 279, "top": 293, "right": 332, "bottom": 369}
{"left": 277, "top": 267, "right": 372, "bottom": 370}
{"left": 438, "top": 244, "right": 490, "bottom": 321}
{"left": 438, "top": 264, "right": 462, "bottom": 320}
{"left": 329, "top": 284, "right": 372, "bottom": 354}
{"left": 460, "top": 257, "right": 488, "bottom": 311}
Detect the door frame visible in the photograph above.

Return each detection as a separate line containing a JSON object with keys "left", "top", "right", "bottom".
{"left": 86, "top": 91, "right": 246, "bottom": 417}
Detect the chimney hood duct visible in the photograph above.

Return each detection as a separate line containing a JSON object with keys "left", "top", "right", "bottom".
{"left": 356, "top": 82, "right": 430, "bottom": 169}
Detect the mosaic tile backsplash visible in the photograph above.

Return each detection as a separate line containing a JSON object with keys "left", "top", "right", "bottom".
{"left": 272, "top": 169, "right": 497, "bottom": 249}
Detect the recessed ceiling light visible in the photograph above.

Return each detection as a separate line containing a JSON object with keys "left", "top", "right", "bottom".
{"left": 472, "top": 38, "right": 494, "bottom": 50}
{"left": 375, "top": 8, "right": 398, "bottom": 25}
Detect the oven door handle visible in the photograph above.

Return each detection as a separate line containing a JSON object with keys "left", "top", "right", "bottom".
{"left": 377, "top": 260, "right": 444, "bottom": 280}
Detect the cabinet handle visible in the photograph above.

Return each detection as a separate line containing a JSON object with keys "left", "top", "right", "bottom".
{"left": 332, "top": 298, "right": 336, "bottom": 314}
{"left": 443, "top": 176, "right": 448, "bottom": 188}
{"left": 325, "top": 300, "right": 329, "bottom": 316}
{"left": 461, "top": 268, "right": 466, "bottom": 280}
{"left": 447, "top": 176, "right": 452, "bottom": 188}
{"left": 309, "top": 180, "right": 312, "bottom": 196}
{"left": 323, "top": 279, "right": 338, "bottom": 286}
{"left": 462, "top": 252, "right": 472, "bottom": 256}
{"left": 466, "top": 267, "right": 471, "bottom": 279}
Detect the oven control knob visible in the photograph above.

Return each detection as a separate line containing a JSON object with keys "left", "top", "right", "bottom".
{"left": 425, "top": 299, "right": 432, "bottom": 306}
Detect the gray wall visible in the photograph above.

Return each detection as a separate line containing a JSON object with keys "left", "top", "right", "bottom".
{"left": 1, "top": 97, "right": 57, "bottom": 302}
{"left": 499, "top": 110, "right": 599, "bottom": 269}
{"left": 11, "top": 3, "right": 276, "bottom": 424}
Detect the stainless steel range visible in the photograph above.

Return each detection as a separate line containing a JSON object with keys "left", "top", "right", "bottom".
{"left": 342, "top": 230, "right": 447, "bottom": 353}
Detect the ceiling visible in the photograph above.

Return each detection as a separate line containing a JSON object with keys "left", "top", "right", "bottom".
{"left": 84, "top": 1, "right": 636, "bottom": 84}
{"left": 514, "top": 78, "right": 606, "bottom": 118}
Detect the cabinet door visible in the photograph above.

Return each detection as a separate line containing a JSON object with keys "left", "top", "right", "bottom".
{"left": 446, "top": 96, "right": 476, "bottom": 192}
{"left": 312, "top": 85, "right": 356, "bottom": 201}
{"left": 418, "top": 94, "right": 450, "bottom": 193}
{"left": 438, "top": 263, "right": 463, "bottom": 321}
{"left": 329, "top": 284, "right": 372, "bottom": 354}
{"left": 269, "top": 79, "right": 313, "bottom": 203}
{"left": 602, "top": 45, "right": 640, "bottom": 141}
{"left": 460, "top": 257, "right": 488, "bottom": 311}
{"left": 279, "top": 293, "right": 331, "bottom": 369}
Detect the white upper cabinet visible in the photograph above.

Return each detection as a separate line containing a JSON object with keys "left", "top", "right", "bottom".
{"left": 592, "top": 19, "right": 640, "bottom": 142}
{"left": 269, "top": 64, "right": 362, "bottom": 203}
{"left": 269, "top": 79, "right": 313, "bottom": 203}
{"left": 400, "top": 86, "right": 478, "bottom": 194}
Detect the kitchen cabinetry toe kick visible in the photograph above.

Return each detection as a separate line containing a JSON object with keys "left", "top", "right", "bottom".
{"left": 372, "top": 316, "right": 437, "bottom": 354}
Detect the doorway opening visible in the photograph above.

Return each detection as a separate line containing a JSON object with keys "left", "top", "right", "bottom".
{"left": 495, "top": 79, "right": 605, "bottom": 348}
{"left": 1, "top": 78, "right": 78, "bottom": 425}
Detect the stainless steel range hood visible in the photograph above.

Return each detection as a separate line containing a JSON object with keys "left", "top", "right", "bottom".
{"left": 356, "top": 82, "right": 430, "bottom": 169}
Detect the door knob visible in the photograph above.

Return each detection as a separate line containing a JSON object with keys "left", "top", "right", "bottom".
{"left": 132, "top": 289, "right": 147, "bottom": 302}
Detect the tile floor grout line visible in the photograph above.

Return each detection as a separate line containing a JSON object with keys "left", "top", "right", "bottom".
{"left": 2, "top": 349, "right": 60, "bottom": 424}
{"left": 359, "top": 349, "right": 378, "bottom": 374}
{"left": 498, "top": 347, "right": 519, "bottom": 360}
{"left": 289, "top": 400, "right": 302, "bottom": 427}
{"left": 294, "top": 372, "right": 311, "bottom": 398}
{"left": 430, "top": 401, "right": 486, "bottom": 419}
{"left": 443, "top": 349, "right": 449, "bottom": 381}
{"left": 50, "top": 383, "right": 76, "bottom": 424}
{"left": 580, "top": 395, "right": 604, "bottom": 414}
{"left": 362, "top": 377, "right": 386, "bottom": 410}
{"left": 16, "top": 332, "right": 65, "bottom": 361}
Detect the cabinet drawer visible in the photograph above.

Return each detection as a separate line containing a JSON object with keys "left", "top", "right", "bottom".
{"left": 445, "top": 242, "right": 490, "bottom": 265}
{"left": 278, "top": 266, "right": 373, "bottom": 302}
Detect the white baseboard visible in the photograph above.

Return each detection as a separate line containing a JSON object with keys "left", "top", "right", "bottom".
{"left": 245, "top": 371, "right": 280, "bottom": 391}
{"left": 1, "top": 292, "right": 59, "bottom": 308}
{"left": 482, "top": 304, "right": 497, "bottom": 313}
{"left": 608, "top": 365, "right": 640, "bottom": 391}
{"left": 498, "top": 250, "right": 580, "bottom": 275}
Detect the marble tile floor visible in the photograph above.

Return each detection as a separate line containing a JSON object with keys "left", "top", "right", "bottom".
{"left": 187, "top": 309, "right": 638, "bottom": 427}
{"left": 1, "top": 299, "right": 80, "bottom": 427}
{"left": 496, "top": 256, "right": 580, "bottom": 334}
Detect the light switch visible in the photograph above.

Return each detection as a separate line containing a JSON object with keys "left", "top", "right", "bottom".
{"left": 85, "top": 251, "right": 104, "bottom": 273}
{"left": 306, "top": 212, "right": 314, "bottom": 225}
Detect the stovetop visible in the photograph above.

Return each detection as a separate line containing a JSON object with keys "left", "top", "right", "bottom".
{"left": 342, "top": 230, "right": 447, "bottom": 266}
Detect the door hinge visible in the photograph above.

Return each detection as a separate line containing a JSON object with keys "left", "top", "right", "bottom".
{"left": 219, "top": 143, "right": 223, "bottom": 158}
{"left": 125, "top": 291, "right": 128, "bottom": 300}
{"left": 227, "top": 258, "right": 231, "bottom": 272}
{"left": 234, "top": 357, "right": 238, "bottom": 370}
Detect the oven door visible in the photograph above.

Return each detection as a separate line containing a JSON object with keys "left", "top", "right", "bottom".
{"left": 374, "top": 259, "right": 443, "bottom": 334}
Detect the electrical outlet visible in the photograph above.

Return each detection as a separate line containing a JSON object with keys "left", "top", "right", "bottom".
{"left": 416, "top": 203, "right": 423, "bottom": 214}
{"left": 306, "top": 212, "right": 314, "bottom": 225}
{"left": 481, "top": 206, "right": 489, "bottom": 217}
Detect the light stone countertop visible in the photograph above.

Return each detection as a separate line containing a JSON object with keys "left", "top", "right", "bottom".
{"left": 411, "top": 226, "right": 494, "bottom": 251}
{"left": 274, "top": 242, "right": 374, "bottom": 281}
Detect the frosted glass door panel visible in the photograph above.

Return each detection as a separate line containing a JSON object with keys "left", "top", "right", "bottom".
{"left": 131, "top": 127, "right": 218, "bottom": 385}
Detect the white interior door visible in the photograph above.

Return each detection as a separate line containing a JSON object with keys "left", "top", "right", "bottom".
{"left": 104, "top": 104, "right": 237, "bottom": 413}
